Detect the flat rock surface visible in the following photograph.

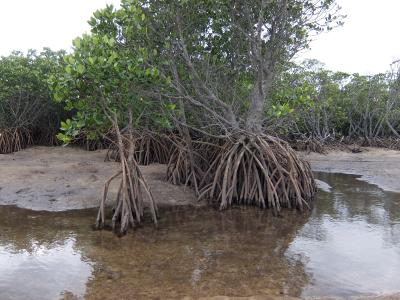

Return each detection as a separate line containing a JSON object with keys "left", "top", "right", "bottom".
{"left": 0, "top": 146, "right": 200, "bottom": 211}
{"left": 300, "top": 147, "right": 400, "bottom": 193}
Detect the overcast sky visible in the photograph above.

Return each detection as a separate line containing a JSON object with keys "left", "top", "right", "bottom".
{"left": 1, "top": 0, "right": 399, "bottom": 75}
{"left": 300, "top": 0, "right": 400, "bottom": 74}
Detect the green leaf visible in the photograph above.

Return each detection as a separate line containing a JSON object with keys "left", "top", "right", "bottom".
{"left": 73, "top": 38, "right": 81, "bottom": 49}
{"left": 56, "top": 133, "right": 71, "bottom": 144}
{"left": 93, "top": 10, "right": 101, "bottom": 18}
{"left": 166, "top": 103, "right": 176, "bottom": 110}
{"left": 68, "top": 56, "right": 76, "bottom": 64}
{"left": 60, "top": 121, "right": 68, "bottom": 130}
{"left": 145, "top": 68, "right": 152, "bottom": 77}
{"left": 54, "top": 92, "right": 63, "bottom": 102}
{"left": 108, "top": 37, "right": 116, "bottom": 47}
{"left": 102, "top": 35, "right": 109, "bottom": 44}
{"left": 76, "top": 64, "right": 85, "bottom": 74}
{"left": 65, "top": 65, "right": 72, "bottom": 74}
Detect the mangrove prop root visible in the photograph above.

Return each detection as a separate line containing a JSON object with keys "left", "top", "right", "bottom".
{"left": 96, "top": 123, "right": 158, "bottom": 234}
{"left": 288, "top": 135, "right": 400, "bottom": 153}
{"left": 199, "top": 134, "right": 316, "bottom": 212}
{"left": 105, "top": 131, "right": 171, "bottom": 165}
{"left": 0, "top": 127, "right": 33, "bottom": 154}
{"left": 288, "top": 134, "right": 327, "bottom": 154}
{"left": 165, "top": 135, "right": 209, "bottom": 195}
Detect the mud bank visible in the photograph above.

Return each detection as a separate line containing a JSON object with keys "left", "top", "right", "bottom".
{"left": 0, "top": 146, "right": 199, "bottom": 211}
{"left": 1, "top": 146, "right": 399, "bottom": 212}
{"left": 300, "top": 147, "right": 400, "bottom": 193}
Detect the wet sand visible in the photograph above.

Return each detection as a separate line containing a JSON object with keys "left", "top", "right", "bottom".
{"left": 0, "top": 146, "right": 199, "bottom": 211}
{"left": 300, "top": 147, "right": 400, "bottom": 193}
{"left": 1, "top": 146, "right": 400, "bottom": 211}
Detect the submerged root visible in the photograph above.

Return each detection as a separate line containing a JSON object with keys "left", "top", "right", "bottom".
{"left": 96, "top": 155, "right": 158, "bottom": 233}
{"left": 199, "top": 134, "right": 316, "bottom": 212}
{"left": 288, "top": 135, "right": 400, "bottom": 152}
{"left": 96, "top": 122, "right": 158, "bottom": 234}
{"left": 359, "top": 136, "right": 400, "bottom": 150}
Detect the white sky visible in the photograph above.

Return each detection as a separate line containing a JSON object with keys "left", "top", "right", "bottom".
{"left": 0, "top": 0, "right": 399, "bottom": 75}
{"left": 0, "top": 0, "right": 120, "bottom": 54}
{"left": 301, "top": 0, "right": 400, "bottom": 74}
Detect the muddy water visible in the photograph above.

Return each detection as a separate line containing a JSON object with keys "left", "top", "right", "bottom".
{"left": 0, "top": 173, "right": 399, "bottom": 300}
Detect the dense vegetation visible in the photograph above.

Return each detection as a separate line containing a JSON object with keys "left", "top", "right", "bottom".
{"left": 0, "top": 49, "right": 67, "bottom": 153}
{"left": 2, "top": 52, "right": 398, "bottom": 155}
{"left": 0, "top": 0, "right": 398, "bottom": 233}
{"left": 269, "top": 59, "right": 400, "bottom": 150}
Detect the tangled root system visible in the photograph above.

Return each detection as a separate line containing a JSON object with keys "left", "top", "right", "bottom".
{"left": 166, "top": 135, "right": 206, "bottom": 193}
{"left": 96, "top": 125, "right": 158, "bottom": 234}
{"left": 198, "top": 134, "right": 316, "bottom": 212}
{"left": 0, "top": 127, "right": 33, "bottom": 154}
{"left": 288, "top": 134, "right": 327, "bottom": 154}
{"left": 106, "top": 131, "right": 171, "bottom": 165}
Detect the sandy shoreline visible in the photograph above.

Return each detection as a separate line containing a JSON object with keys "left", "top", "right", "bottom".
{"left": 300, "top": 147, "right": 400, "bottom": 193}
{"left": 0, "top": 146, "right": 199, "bottom": 211}
{"left": 0, "top": 146, "right": 399, "bottom": 212}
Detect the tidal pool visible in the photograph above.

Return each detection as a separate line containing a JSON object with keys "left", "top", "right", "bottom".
{"left": 0, "top": 172, "right": 399, "bottom": 299}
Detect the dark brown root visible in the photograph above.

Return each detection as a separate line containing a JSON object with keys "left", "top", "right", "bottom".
{"left": 0, "top": 127, "right": 33, "bottom": 154}
{"left": 358, "top": 136, "right": 400, "bottom": 150}
{"left": 71, "top": 132, "right": 110, "bottom": 151}
{"left": 287, "top": 134, "right": 327, "bottom": 154}
{"left": 96, "top": 118, "right": 158, "bottom": 234}
{"left": 105, "top": 131, "right": 171, "bottom": 165}
{"left": 288, "top": 135, "right": 400, "bottom": 153}
{"left": 32, "top": 127, "right": 61, "bottom": 146}
{"left": 199, "top": 134, "right": 316, "bottom": 212}
{"left": 165, "top": 135, "right": 216, "bottom": 195}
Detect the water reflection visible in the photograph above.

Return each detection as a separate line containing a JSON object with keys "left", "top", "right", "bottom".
{"left": 289, "top": 172, "right": 400, "bottom": 298}
{"left": 0, "top": 173, "right": 399, "bottom": 299}
{"left": 83, "top": 207, "right": 309, "bottom": 299}
{"left": 0, "top": 207, "right": 94, "bottom": 300}
{"left": 0, "top": 239, "right": 91, "bottom": 300}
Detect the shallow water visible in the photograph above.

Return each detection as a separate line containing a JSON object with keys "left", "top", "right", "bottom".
{"left": 0, "top": 173, "right": 399, "bottom": 299}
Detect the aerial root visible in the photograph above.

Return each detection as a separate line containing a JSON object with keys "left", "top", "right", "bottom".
{"left": 96, "top": 122, "right": 158, "bottom": 234}
{"left": 288, "top": 134, "right": 327, "bottom": 154}
{"left": 105, "top": 130, "right": 171, "bottom": 165}
{"left": 165, "top": 134, "right": 209, "bottom": 195}
{"left": 98, "top": 130, "right": 316, "bottom": 234}
{"left": 0, "top": 127, "right": 32, "bottom": 154}
{"left": 198, "top": 134, "right": 316, "bottom": 212}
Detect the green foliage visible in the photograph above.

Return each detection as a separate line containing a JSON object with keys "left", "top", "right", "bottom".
{"left": 52, "top": 10, "right": 170, "bottom": 142}
{"left": 269, "top": 59, "right": 400, "bottom": 138}
{"left": 3, "top": 0, "right": 399, "bottom": 155}
{"left": 0, "top": 49, "right": 67, "bottom": 144}
{"left": 54, "top": 0, "right": 343, "bottom": 137}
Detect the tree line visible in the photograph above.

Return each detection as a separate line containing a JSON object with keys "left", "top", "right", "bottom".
{"left": 269, "top": 59, "right": 400, "bottom": 149}
{"left": 0, "top": 49, "right": 68, "bottom": 152}
{"left": 2, "top": 52, "right": 399, "bottom": 154}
